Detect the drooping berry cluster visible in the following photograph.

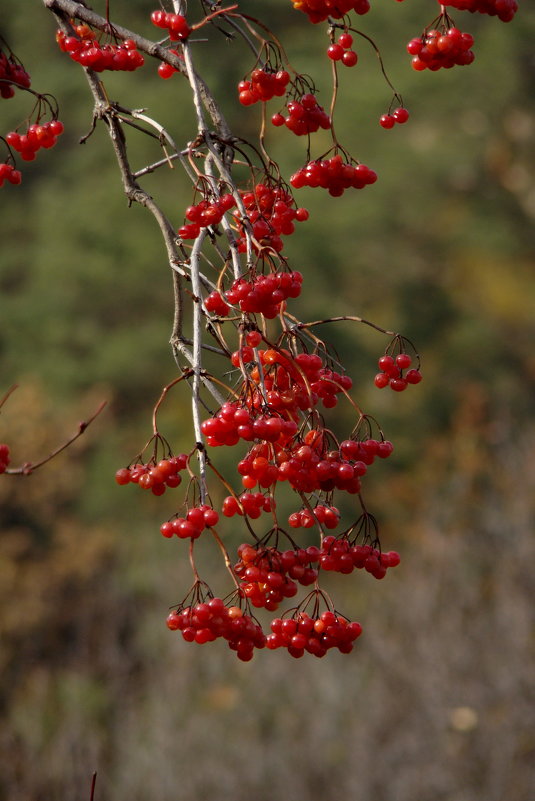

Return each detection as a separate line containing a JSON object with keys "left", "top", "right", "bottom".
{"left": 271, "top": 93, "right": 331, "bottom": 136}
{"left": 178, "top": 193, "right": 236, "bottom": 239}
{"left": 0, "top": 162, "right": 22, "bottom": 186}
{"left": 267, "top": 609, "right": 363, "bottom": 657}
{"left": 150, "top": 9, "right": 191, "bottom": 40}
{"left": 234, "top": 543, "right": 318, "bottom": 610}
{"left": 222, "top": 491, "right": 275, "bottom": 519}
{"left": 327, "top": 32, "right": 359, "bottom": 67}
{"left": 290, "top": 155, "right": 377, "bottom": 196}
{"left": 0, "top": 443, "right": 10, "bottom": 473}
{"left": 238, "top": 68, "right": 290, "bottom": 105}
{"left": 290, "top": 0, "right": 370, "bottom": 24}
{"left": 408, "top": 27, "right": 475, "bottom": 71}
{"left": 319, "top": 535, "right": 400, "bottom": 579}
{"left": 233, "top": 183, "right": 309, "bottom": 253}
{"left": 288, "top": 504, "right": 340, "bottom": 529}
{"left": 0, "top": 49, "right": 31, "bottom": 98}
{"left": 56, "top": 28, "right": 144, "bottom": 72}
{"left": 157, "top": 49, "right": 182, "bottom": 80}
{"left": 224, "top": 271, "right": 303, "bottom": 317}
{"left": 166, "top": 597, "right": 266, "bottom": 661}
{"left": 379, "top": 107, "right": 409, "bottom": 129}
{"left": 160, "top": 505, "right": 219, "bottom": 539}
{"left": 442, "top": 0, "right": 517, "bottom": 22}
{"left": 115, "top": 454, "right": 188, "bottom": 494}
{"left": 6, "top": 120, "right": 64, "bottom": 161}
{"left": 201, "top": 402, "right": 298, "bottom": 448}
{"left": 374, "top": 353, "right": 422, "bottom": 391}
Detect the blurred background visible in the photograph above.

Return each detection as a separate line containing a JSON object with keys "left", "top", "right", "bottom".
{"left": 1, "top": 1, "right": 534, "bottom": 799}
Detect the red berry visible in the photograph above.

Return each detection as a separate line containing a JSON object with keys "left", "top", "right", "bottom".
{"left": 341, "top": 50, "right": 358, "bottom": 67}
{"left": 380, "top": 114, "right": 395, "bottom": 129}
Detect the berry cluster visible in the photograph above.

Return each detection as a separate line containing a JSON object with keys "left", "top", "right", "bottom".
{"left": 327, "top": 33, "right": 359, "bottom": 67}
{"left": 56, "top": 28, "right": 144, "bottom": 72}
{"left": 0, "top": 162, "right": 22, "bottom": 186}
{"left": 150, "top": 10, "right": 191, "bottom": 40}
{"left": 379, "top": 107, "right": 409, "bottom": 129}
{"left": 157, "top": 49, "right": 182, "bottom": 79}
{"left": 160, "top": 505, "right": 219, "bottom": 539}
{"left": 442, "top": 0, "right": 517, "bottom": 22}
{"left": 166, "top": 598, "right": 266, "bottom": 661}
{"left": 222, "top": 491, "right": 275, "bottom": 519}
{"left": 178, "top": 193, "right": 236, "bottom": 239}
{"left": 234, "top": 543, "right": 317, "bottom": 610}
{"left": 264, "top": 350, "right": 352, "bottom": 408}
{"left": 408, "top": 27, "right": 475, "bottom": 71}
{"left": 288, "top": 504, "right": 340, "bottom": 529}
{"left": 6, "top": 120, "right": 64, "bottom": 161}
{"left": 319, "top": 535, "right": 400, "bottom": 579}
{"left": 374, "top": 353, "right": 422, "bottom": 391}
{"left": 290, "top": 155, "right": 377, "bottom": 196}
{"left": 291, "top": 0, "right": 370, "bottom": 24}
{"left": 238, "top": 68, "right": 290, "bottom": 105}
{"left": 0, "top": 50, "right": 31, "bottom": 98}
{"left": 0, "top": 443, "right": 10, "bottom": 473}
{"left": 271, "top": 94, "right": 331, "bottom": 136}
{"left": 115, "top": 454, "right": 188, "bottom": 494}
{"left": 225, "top": 271, "right": 303, "bottom": 317}
{"left": 204, "top": 290, "right": 230, "bottom": 317}
{"left": 201, "top": 402, "right": 298, "bottom": 448}
{"left": 233, "top": 183, "right": 309, "bottom": 253}
{"left": 267, "top": 609, "right": 363, "bottom": 657}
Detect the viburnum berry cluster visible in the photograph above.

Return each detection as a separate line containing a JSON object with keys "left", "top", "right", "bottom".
{"left": 0, "top": 42, "right": 31, "bottom": 98}
{"left": 442, "top": 0, "right": 518, "bottom": 23}
{"left": 0, "top": 162, "right": 22, "bottom": 186}
{"left": 234, "top": 183, "right": 309, "bottom": 254}
{"left": 166, "top": 592, "right": 266, "bottom": 661}
{"left": 160, "top": 504, "right": 220, "bottom": 539}
{"left": 272, "top": 93, "right": 331, "bottom": 136}
{"left": 115, "top": 452, "right": 189, "bottom": 494}
{"left": 408, "top": 24, "right": 475, "bottom": 71}
{"left": 150, "top": 9, "right": 191, "bottom": 40}
{"left": 291, "top": 154, "right": 377, "bottom": 196}
{"left": 379, "top": 106, "right": 409, "bottom": 129}
{"left": 25, "top": 0, "right": 519, "bottom": 660}
{"left": 178, "top": 193, "right": 236, "bottom": 240}
{"left": 373, "top": 337, "right": 422, "bottom": 391}
{"left": 327, "top": 32, "right": 359, "bottom": 67}
{"left": 56, "top": 25, "right": 144, "bottom": 71}
{"left": 291, "top": 0, "right": 371, "bottom": 24}
{"left": 238, "top": 68, "right": 291, "bottom": 106}
{"left": 267, "top": 608, "right": 362, "bottom": 657}
{"left": 6, "top": 120, "right": 64, "bottom": 161}
{"left": 0, "top": 40, "right": 66, "bottom": 189}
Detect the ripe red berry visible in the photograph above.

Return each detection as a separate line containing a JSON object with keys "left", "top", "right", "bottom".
{"left": 380, "top": 114, "right": 395, "bottom": 129}
{"left": 392, "top": 107, "right": 409, "bottom": 124}
{"left": 327, "top": 44, "right": 344, "bottom": 61}
{"left": 341, "top": 50, "right": 358, "bottom": 67}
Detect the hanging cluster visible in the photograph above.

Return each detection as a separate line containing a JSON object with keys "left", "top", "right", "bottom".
{"left": 408, "top": 26, "right": 475, "bottom": 71}
{"left": 238, "top": 68, "right": 291, "bottom": 105}
{"left": 271, "top": 93, "right": 331, "bottom": 136}
{"left": 290, "top": 0, "right": 371, "bottom": 24}
{"left": 442, "top": 0, "right": 517, "bottom": 22}
{"left": 56, "top": 26, "right": 144, "bottom": 71}
{"left": 0, "top": 46, "right": 31, "bottom": 98}
{"left": 26, "top": 0, "right": 517, "bottom": 661}
{"left": 290, "top": 155, "right": 377, "bottom": 196}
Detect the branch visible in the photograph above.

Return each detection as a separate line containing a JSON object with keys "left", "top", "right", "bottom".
{"left": 5, "top": 400, "right": 107, "bottom": 475}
